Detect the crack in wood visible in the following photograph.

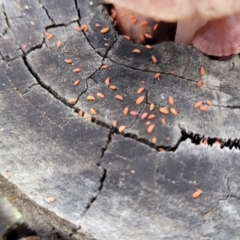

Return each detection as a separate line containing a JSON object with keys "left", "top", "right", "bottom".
{"left": 181, "top": 129, "right": 240, "bottom": 150}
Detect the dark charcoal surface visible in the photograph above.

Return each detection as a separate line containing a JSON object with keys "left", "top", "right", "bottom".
{"left": 1, "top": 0, "right": 240, "bottom": 239}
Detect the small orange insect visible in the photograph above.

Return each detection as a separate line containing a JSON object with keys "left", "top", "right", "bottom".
{"left": 90, "top": 108, "right": 97, "bottom": 115}
{"left": 109, "top": 85, "right": 117, "bottom": 90}
{"left": 118, "top": 125, "right": 126, "bottom": 133}
{"left": 80, "top": 24, "right": 88, "bottom": 32}
{"left": 112, "top": 120, "right": 117, "bottom": 128}
{"left": 73, "top": 68, "right": 81, "bottom": 73}
{"left": 97, "top": 92, "right": 104, "bottom": 99}
{"left": 78, "top": 110, "right": 84, "bottom": 117}
{"left": 152, "top": 137, "right": 157, "bottom": 144}
{"left": 130, "top": 111, "right": 138, "bottom": 116}
{"left": 69, "top": 98, "right": 77, "bottom": 104}
{"left": 194, "top": 101, "right": 202, "bottom": 108}
{"left": 105, "top": 77, "right": 110, "bottom": 86}
{"left": 115, "top": 95, "right": 123, "bottom": 101}
{"left": 199, "top": 105, "right": 207, "bottom": 112}
{"left": 95, "top": 23, "right": 101, "bottom": 28}
{"left": 145, "top": 33, "right": 153, "bottom": 39}
{"left": 137, "top": 87, "right": 145, "bottom": 94}
{"left": 170, "top": 108, "right": 178, "bottom": 115}
{"left": 153, "top": 23, "right": 159, "bottom": 31}
{"left": 101, "top": 65, "right": 108, "bottom": 69}
{"left": 45, "top": 32, "right": 54, "bottom": 40}
{"left": 46, "top": 34, "right": 54, "bottom": 39}
{"left": 148, "top": 114, "right": 156, "bottom": 120}
{"left": 200, "top": 67, "right": 206, "bottom": 76}
{"left": 192, "top": 189, "right": 202, "bottom": 199}
{"left": 155, "top": 73, "right": 161, "bottom": 79}
{"left": 123, "top": 107, "right": 129, "bottom": 115}
{"left": 206, "top": 100, "right": 212, "bottom": 105}
{"left": 65, "top": 59, "right": 72, "bottom": 64}
{"left": 136, "top": 96, "right": 145, "bottom": 105}
{"left": 73, "top": 80, "right": 80, "bottom": 86}
{"left": 132, "top": 48, "right": 141, "bottom": 54}
{"left": 86, "top": 95, "right": 95, "bottom": 101}
{"left": 151, "top": 55, "right": 158, "bottom": 64}
{"left": 168, "top": 96, "right": 174, "bottom": 105}
{"left": 100, "top": 27, "right": 110, "bottom": 34}
{"left": 145, "top": 45, "right": 153, "bottom": 49}
{"left": 141, "top": 112, "right": 148, "bottom": 120}
{"left": 56, "top": 41, "right": 62, "bottom": 48}
{"left": 161, "top": 118, "right": 166, "bottom": 125}
{"left": 197, "top": 80, "right": 203, "bottom": 87}
{"left": 149, "top": 103, "right": 155, "bottom": 111}
{"left": 159, "top": 107, "right": 169, "bottom": 115}
{"left": 147, "top": 124, "right": 155, "bottom": 133}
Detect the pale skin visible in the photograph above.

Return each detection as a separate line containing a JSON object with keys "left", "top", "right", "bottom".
{"left": 104, "top": 0, "right": 240, "bottom": 56}
{"left": 104, "top": 0, "right": 240, "bottom": 21}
